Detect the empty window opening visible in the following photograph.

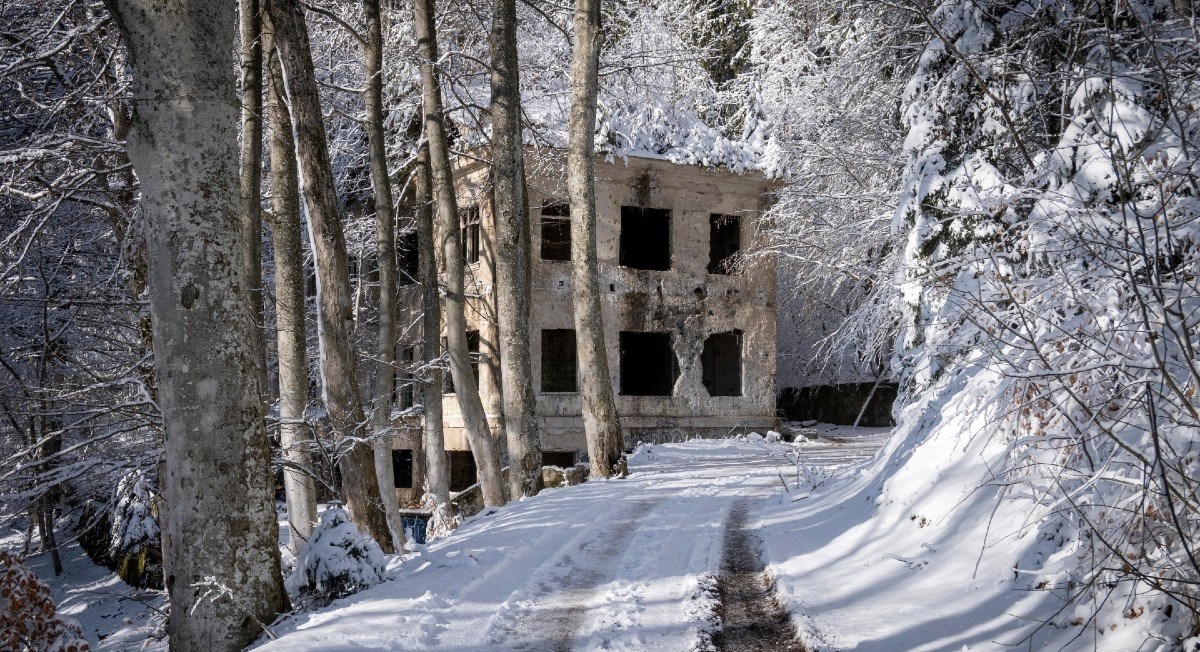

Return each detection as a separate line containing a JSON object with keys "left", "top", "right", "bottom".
{"left": 540, "top": 202, "right": 571, "bottom": 261}
{"left": 541, "top": 329, "right": 577, "bottom": 392}
{"left": 702, "top": 330, "right": 743, "bottom": 396}
{"left": 442, "top": 331, "right": 480, "bottom": 394}
{"left": 460, "top": 205, "right": 480, "bottom": 266}
{"left": 542, "top": 450, "right": 577, "bottom": 468}
{"left": 619, "top": 206, "right": 671, "bottom": 271}
{"left": 619, "top": 331, "right": 678, "bottom": 396}
{"left": 708, "top": 214, "right": 741, "bottom": 274}
{"left": 398, "top": 230, "right": 419, "bottom": 286}
{"left": 392, "top": 449, "right": 414, "bottom": 488}
{"left": 448, "top": 450, "right": 477, "bottom": 492}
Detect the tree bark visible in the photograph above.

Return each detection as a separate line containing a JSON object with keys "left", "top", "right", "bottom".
{"left": 239, "top": 0, "right": 269, "bottom": 406}
{"left": 568, "top": 0, "right": 624, "bottom": 478}
{"left": 489, "top": 0, "right": 542, "bottom": 498}
{"left": 413, "top": 0, "right": 506, "bottom": 506}
{"left": 266, "top": 0, "right": 393, "bottom": 551}
{"left": 102, "top": 0, "right": 287, "bottom": 647}
{"left": 363, "top": 0, "right": 404, "bottom": 551}
{"left": 416, "top": 143, "right": 454, "bottom": 531}
{"left": 263, "top": 13, "right": 318, "bottom": 553}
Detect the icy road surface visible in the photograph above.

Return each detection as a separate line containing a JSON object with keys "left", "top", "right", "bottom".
{"left": 256, "top": 428, "right": 891, "bottom": 652}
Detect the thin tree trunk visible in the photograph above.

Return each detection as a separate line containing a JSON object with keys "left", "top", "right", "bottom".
{"left": 266, "top": 0, "right": 394, "bottom": 551}
{"left": 102, "top": 0, "right": 288, "bottom": 647}
{"left": 489, "top": 0, "right": 542, "bottom": 498}
{"left": 568, "top": 0, "right": 623, "bottom": 479}
{"left": 363, "top": 0, "right": 404, "bottom": 551}
{"left": 413, "top": 0, "right": 505, "bottom": 507}
{"left": 416, "top": 144, "right": 454, "bottom": 532}
{"left": 240, "top": 0, "right": 269, "bottom": 406}
{"left": 264, "top": 14, "right": 318, "bottom": 553}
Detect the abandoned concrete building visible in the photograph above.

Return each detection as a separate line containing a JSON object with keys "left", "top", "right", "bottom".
{"left": 390, "top": 151, "right": 777, "bottom": 498}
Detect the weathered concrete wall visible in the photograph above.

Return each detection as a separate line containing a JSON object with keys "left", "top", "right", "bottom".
{"left": 436, "top": 151, "right": 778, "bottom": 460}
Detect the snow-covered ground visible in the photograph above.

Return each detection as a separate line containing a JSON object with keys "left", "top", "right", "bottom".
{"left": 14, "top": 422, "right": 1169, "bottom": 651}
{"left": 252, "top": 427, "right": 889, "bottom": 651}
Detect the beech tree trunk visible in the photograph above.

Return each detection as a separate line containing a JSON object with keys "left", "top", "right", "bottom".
{"left": 239, "top": 0, "right": 268, "bottom": 401}
{"left": 266, "top": 0, "right": 393, "bottom": 551}
{"left": 489, "top": 0, "right": 542, "bottom": 498}
{"left": 568, "top": 0, "right": 624, "bottom": 478}
{"left": 363, "top": 0, "right": 404, "bottom": 551}
{"left": 102, "top": 0, "right": 287, "bottom": 647}
{"left": 416, "top": 144, "right": 453, "bottom": 529}
{"left": 413, "top": 0, "right": 506, "bottom": 507}
{"left": 264, "top": 14, "right": 317, "bottom": 552}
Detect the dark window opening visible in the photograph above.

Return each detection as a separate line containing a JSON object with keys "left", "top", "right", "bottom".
{"left": 702, "top": 330, "right": 742, "bottom": 396}
{"left": 460, "top": 205, "right": 480, "bottom": 266}
{"left": 392, "top": 449, "right": 414, "bottom": 489}
{"left": 619, "top": 206, "right": 671, "bottom": 271}
{"left": 708, "top": 214, "right": 741, "bottom": 274}
{"left": 619, "top": 331, "right": 678, "bottom": 396}
{"left": 542, "top": 450, "right": 577, "bottom": 468}
{"left": 541, "top": 329, "right": 577, "bottom": 392}
{"left": 398, "top": 230, "right": 419, "bottom": 285}
{"left": 540, "top": 202, "right": 571, "bottom": 261}
{"left": 448, "top": 450, "right": 477, "bottom": 492}
{"left": 442, "top": 331, "right": 480, "bottom": 394}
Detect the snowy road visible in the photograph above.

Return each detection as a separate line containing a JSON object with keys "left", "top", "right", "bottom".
{"left": 256, "top": 430, "right": 890, "bottom": 652}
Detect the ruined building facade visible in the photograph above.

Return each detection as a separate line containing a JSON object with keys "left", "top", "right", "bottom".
{"left": 394, "top": 151, "right": 777, "bottom": 495}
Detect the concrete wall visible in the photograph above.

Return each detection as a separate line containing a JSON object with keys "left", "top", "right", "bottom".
{"left": 428, "top": 151, "right": 778, "bottom": 462}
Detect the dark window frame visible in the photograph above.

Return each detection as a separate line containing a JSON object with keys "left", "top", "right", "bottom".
{"left": 619, "top": 331, "right": 679, "bottom": 396}
{"left": 708, "top": 214, "right": 741, "bottom": 275}
{"left": 460, "top": 205, "right": 481, "bottom": 266}
{"left": 701, "top": 330, "right": 743, "bottom": 396}
{"left": 619, "top": 206, "right": 671, "bottom": 271}
{"left": 392, "top": 449, "right": 414, "bottom": 488}
{"left": 540, "top": 202, "right": 572, "bottom": 262}
{"left": 541, "top": 329, "right": 578, "bottom": 393}
{"left": 442, "top": 330, "right": 480, "bottom": 394}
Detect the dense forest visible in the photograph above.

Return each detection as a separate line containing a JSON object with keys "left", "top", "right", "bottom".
{"left": 1, "top": 0, "right": 1197, "bottom": 650}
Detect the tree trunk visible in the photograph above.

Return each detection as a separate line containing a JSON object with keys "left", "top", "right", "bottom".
{"left": 489, "top": 0, "right": 542, "bottom": 498}
{"left": 240, "top": 0, "right": 269, "bottom": 406}
{"left": 363, "top": 0, "right": 404, "bottom": 551}
{"left": 568, "top": 0, "right": 624, "bottom": 479}
{"left": 102, "top": 0, "right": 288, "bottom": 647}
{"left": 416, "top": 143, "right": 454, "bottom": 531}
{"left": 266, "top": 0, "right": 393, "bottom": 552}
{"left": 263, "top": 13, "right": 318, "bottom": 553}
{"left": 413, "top": 0, "right": 505, "bottom": 507}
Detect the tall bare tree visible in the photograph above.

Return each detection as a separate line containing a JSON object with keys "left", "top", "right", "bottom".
{"left": 413, "top": 0, "right": 506, "bottom": 506}
{"left": 363, "top": 0, "right": 404, "bottom": 551}
{"left": 266, "top": 0, "right": 393, "bottom": 551}
{"left": 263, "top": 13, "right": 318, "bottom": 553}
{"left": 568, "top": 0, "right": 623, "bottom": 478}
{"left": 239, "top": 0, "right": 269, "bottom": 401}
{"left": 415, "top": 143, "right": 454, "bottom": 531}
{"left": 101, "top": 0, "right": 287, "bottom": 646}
{"left": 489, "top": 0, "right": 543, "bottom": 498}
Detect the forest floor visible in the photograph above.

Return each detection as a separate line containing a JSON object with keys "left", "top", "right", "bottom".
{"left": 254, "top": 425, "right": 890, "bottom": 652}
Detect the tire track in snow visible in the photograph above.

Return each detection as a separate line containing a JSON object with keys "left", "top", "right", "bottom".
{"left": 713, "top": 498, "right": 805, "bottom": 652}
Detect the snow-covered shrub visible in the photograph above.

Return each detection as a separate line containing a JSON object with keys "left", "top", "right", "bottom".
{"left": 0, "top": 551, "right": 89, "bottom": 651}
{"left": 890, "top": 0, "right": 1200, "bottom": 645}
{"left": 285, "top": 506, "right": 386, "bottom": 606}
